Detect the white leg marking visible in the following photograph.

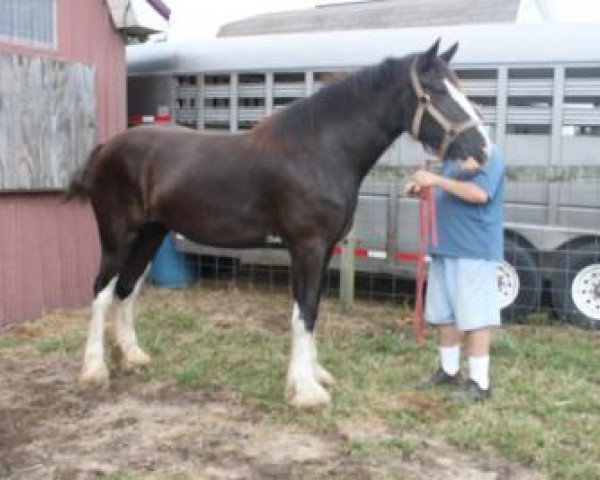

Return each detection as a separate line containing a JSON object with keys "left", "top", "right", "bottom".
{"left": 115, "top": 267, "right": 151, "bottom": 372}
{"left": 286, "top": 303, "right": 331, "bottom": 408}
{"left": 443, "top": 78, "right": 492, "bottom": 157}
{"left": 310, "top": 331, "right": 335, "bottom": 387}
{"left": 80, "top": 277, "right": 117, "bottom": 387}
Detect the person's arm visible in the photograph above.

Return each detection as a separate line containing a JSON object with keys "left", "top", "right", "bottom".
{"left": 437, "top": 176, "right": 488, "bottom": 204}
{"left": 411, "top": 170, "right": 488, "bottom": 204}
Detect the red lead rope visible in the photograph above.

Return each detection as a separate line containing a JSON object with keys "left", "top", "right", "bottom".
{"left": 413, "top": 168, "right": 438, "bottom": 344}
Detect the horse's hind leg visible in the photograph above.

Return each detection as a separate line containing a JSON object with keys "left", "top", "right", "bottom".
{"left": 80, "top": 254, "right": 122, "bottom": 387}
{"left": 113, "top": 223, "right": 168, "bottom": 372}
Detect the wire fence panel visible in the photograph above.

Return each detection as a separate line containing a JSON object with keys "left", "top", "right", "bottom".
{"left": 162, "top": 163, "right": 600, "bottom": 331}
{"left": 135, "top": 63, "right": 600, "bottom": 331}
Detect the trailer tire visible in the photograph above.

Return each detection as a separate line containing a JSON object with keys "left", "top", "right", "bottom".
{"left": 551, "top": 241, "right": 600, "bottom": 329}
{"left": 500, "top": 237, "right": 542, "bottom": 324}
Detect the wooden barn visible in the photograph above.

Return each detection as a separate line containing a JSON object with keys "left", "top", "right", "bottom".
{"left": 0, "top": 0, "right": 169, "bottom": 326}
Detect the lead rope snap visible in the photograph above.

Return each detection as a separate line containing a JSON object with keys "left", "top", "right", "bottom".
{"left": 413, "top": 157, "right": 438, "bottom": 345}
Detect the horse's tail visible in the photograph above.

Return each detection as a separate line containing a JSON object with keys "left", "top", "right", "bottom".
{"left": 64, "top": 144, "right": 104, "bottom": 201}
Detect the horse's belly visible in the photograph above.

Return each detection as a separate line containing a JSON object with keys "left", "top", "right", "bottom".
{"left": 159, "top": 206, "right": 274, "bottom": 249}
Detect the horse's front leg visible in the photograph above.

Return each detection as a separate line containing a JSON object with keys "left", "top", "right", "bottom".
{"left": 286, "top": 239, "right": 335, "bottom": 408}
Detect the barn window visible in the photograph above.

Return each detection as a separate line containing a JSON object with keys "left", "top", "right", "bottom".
{"left": 0, "top": 0, "right": 56, "bottom": 47}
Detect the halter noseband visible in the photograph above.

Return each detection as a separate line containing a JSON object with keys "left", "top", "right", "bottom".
{"left": 410, "top": 58, "right": 481, "bottom": 160}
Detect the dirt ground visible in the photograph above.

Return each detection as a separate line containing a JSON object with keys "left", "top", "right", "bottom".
{"left": 0, "top": 287, "right": 542, "bottom": 480}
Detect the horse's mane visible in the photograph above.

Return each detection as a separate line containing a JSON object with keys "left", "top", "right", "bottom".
{"left": 248, "top": 56, "right": 408, "bottom": 152}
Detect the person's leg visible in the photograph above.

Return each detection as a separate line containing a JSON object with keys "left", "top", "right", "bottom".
{"left": 418, "top": 258, "right": 462, "bottom": 388}
{"left": 465, "top": 327, "right": 492, "bottom": 390}
{"left": 439, "top": 324, "right": 460, "bottom": 375}
{"left": 454, "top": 259, "right": 500, "bottom": 397}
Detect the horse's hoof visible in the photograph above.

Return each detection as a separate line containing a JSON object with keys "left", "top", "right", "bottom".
{"left": 287, "top": 382, "right": 331, "bottom": 409}
{"left": 314, "top": 363, "right": 336, "bottom": 388}
{"left": 79, "top": 361, "right": 109, "bottom": 388}
{"left": 120, "top": 346, "right": 151, "bottom": 373}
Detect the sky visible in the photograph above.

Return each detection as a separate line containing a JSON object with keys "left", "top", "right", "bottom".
{"left": 161, "top": 0, "right": 600, "bottom": 41}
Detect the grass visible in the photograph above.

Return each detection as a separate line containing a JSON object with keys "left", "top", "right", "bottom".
{"left": 1, "top": 291, "right": 598, "bottom": 479}
{"left": 35, "top": 335, "right": 81, "bottom": 354}
{"left": 0, "top": 337, "right": 25, "bottom": 349}
{"left": 130, "top": 303, "right": 600, "bottom": 479}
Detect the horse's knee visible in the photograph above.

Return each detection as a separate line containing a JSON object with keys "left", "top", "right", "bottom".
{"left": 94, "top": 273, "right": 116, "bottom": 298}
{"left": 115, "top": 275, "right": 136, "bottom": 300}
{"left": 299, "top": 306, "right": 317, "bottom": 332}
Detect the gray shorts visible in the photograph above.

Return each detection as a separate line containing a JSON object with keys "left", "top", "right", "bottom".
{"left": 425, "top": 256, "right": 501, "bottom": 332}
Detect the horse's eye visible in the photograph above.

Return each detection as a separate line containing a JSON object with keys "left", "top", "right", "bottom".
{"left": 423, "top": 144, "right": 436, "bottom": 155}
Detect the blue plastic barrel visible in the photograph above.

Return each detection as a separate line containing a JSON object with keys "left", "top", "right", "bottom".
{"left": 150, "top": 233, "right": 194, "bottom": 288}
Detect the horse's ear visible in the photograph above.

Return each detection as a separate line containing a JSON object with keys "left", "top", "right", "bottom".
{"left": 440, "top": 42, "right": 459, "bottom": 64}
{"left": 421, "top": 38, "right": 441, "bottom": 70}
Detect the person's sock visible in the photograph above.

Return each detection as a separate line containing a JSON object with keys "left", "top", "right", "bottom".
{"left": 468, "top": 355, "right": 490, "bottom": 390}
{"left": 439, "top": 345, "right": 460, "bottom": 376}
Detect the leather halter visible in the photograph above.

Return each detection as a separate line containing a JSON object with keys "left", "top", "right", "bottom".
{"left": 410, "top": 58, "right": 481, "bottom": 160}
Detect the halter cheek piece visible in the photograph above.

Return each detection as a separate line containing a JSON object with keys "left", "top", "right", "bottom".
{"left": 410, "top": 58, "right": 481, "bottom": 160}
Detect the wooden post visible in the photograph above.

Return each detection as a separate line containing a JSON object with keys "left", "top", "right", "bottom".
{"left": 340, "top": 228, "right": 355, "bottom": 313}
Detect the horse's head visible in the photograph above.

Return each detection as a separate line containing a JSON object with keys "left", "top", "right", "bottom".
{"left": 409, "top": 39, "right": 491, "bottom": 164}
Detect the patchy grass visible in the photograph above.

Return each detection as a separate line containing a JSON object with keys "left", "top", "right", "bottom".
{"left": 117, "top": 291, "right": 600, "bottom": 480}
{"left": 1, "top": 286, "right": 598, "bottom": 479}
{"left": 0, "top": 337, "right": 25, "bottom": 349}
{"left": 35, "top": 335, "right": 81, "bottom": 354}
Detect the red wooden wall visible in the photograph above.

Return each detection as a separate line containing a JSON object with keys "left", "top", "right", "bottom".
{"left": 0, "top": 0, "right": 127, "bottom": 325}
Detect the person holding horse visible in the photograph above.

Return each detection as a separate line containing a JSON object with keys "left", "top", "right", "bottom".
{"left": 405, "top": 146, "right": 505, "bottom": 401}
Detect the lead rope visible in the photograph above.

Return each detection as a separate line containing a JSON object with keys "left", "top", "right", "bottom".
{"left": 413, "top": 158, "right": 438, "bottom": 344}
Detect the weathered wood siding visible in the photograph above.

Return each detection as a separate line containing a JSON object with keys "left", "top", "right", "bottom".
{"left": 0, "top": 52, "right": 96, "bottom": 189}
{"left": 0, "top": 0, "right": 127, "bottom": 146}
{"left": 0, "top": 0, "right": 127, "bottom": 325}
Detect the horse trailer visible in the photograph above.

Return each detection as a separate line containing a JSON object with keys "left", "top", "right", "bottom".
{"left": 126, "top": 23, "right": 600, "bottom": 327}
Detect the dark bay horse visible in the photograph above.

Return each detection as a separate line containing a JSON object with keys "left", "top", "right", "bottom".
{"left": 68, "top": 39, "right": 491, "bottom": 408}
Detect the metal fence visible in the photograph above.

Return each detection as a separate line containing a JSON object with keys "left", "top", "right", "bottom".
{"left": 148, "top": 169, "right": 600, "bottom": 331}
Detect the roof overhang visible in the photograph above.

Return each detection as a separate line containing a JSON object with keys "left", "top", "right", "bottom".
{"left": 127, "top": 23, "right": 600, "bottom": 75}
{"left": 107, "top": 0, "right": 170, "bottom": 39}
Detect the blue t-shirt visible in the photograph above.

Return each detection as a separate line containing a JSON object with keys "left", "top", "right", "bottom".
{"left": 428, "top": 146, "right": 505, "bottom": 261}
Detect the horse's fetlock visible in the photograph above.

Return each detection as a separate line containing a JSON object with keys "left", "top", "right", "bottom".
{"left": 79, "top": 359, "right": 110, "bottom": 388}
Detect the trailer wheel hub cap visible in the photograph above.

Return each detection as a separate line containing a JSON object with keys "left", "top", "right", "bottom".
{"left": 571, "top": 263, "right": 600, "bottom": 321}
{"left": 497, "top": 261, "right": 519, "bottom": 310}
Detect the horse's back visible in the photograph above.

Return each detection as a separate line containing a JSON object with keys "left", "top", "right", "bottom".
{"left": 90, "top": 124, "right": 351, "bottom": 248}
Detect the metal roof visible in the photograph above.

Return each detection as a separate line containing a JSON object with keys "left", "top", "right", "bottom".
{"left": 218, "top": 0, "right": 520, "bottom": 37}
{"left": 127, "top": 22, "right": 600, "bottom": 76}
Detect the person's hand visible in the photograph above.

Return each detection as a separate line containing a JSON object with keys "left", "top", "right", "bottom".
{"left": 412, "top": 170, "right": 441, "bottom": 188}
{"left": 458, "top": 156, "right": 481, "bottom": 172}
{"left": 403, "top": 181, "right": 421, "bottom": 197}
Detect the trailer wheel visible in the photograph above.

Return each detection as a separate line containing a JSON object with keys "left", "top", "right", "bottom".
{"left": 500, "top": 237, "right": 542, "bottom": 323}
{"left": 552, "top": 241, "right": 600, "bottom": 329}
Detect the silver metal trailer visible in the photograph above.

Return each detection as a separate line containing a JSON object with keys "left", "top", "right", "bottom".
{"left": 127, "top": 23, "right": 600, "bottom": 326}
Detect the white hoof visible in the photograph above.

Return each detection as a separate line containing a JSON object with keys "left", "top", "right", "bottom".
{"left": 120, "top": 346, "right": 151, "bottom": 373}
{"left": 286, "top": 375, "right": 331, "bottom": 409}
{"left": 79, "top": 359, "right": 109, "bottom": 388}
{"left": 314, "top": 363, "right": 335, "bottom": 387}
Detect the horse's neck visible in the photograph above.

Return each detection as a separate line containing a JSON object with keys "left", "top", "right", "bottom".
{"left": 322, "top": 86, "right": 408, "bottom": 185}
